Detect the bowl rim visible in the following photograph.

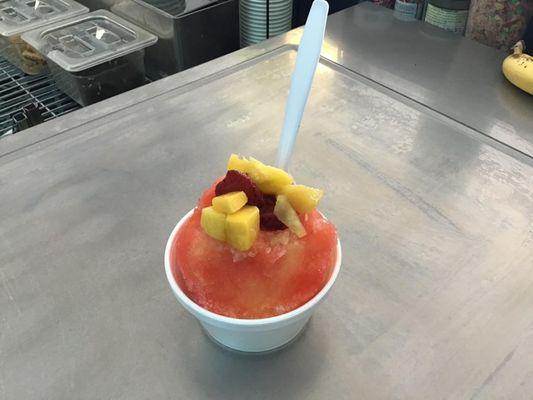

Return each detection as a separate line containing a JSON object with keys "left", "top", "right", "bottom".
{"left": 164, "top": 209, "right": 342, "bottom": 327}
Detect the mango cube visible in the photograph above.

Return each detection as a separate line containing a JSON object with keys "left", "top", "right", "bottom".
{"left": 227, "top": 154, "right": 250, "bottom": 173}
{"left": 212, "top": 191, "right": 248, "bottom": 214}
{"left": 201, "top": 206, "right": 227, "bottom": 241}
{"left": 274, "top": 195, "right": 306, "bottom": 238}
{"left": 281, "top": 184, "right": 323, "bottom": 213}
{"left": 225, "top": 205, "right": 260, "bottom": 251}
{"left": 247, "top": 158, "right": 293, "bottom": 195}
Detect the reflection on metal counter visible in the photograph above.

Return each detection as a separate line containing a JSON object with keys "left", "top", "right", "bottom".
{"left": 111, "top": 0, "right": 239, "bottom": 79}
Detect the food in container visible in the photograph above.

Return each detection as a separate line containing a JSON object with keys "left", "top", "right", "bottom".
{"left": 0, "top": 0, "right": 88, "bottom": 74}
{"left": 22, "top": 10, "right": 157, "bottom": 105}
{"left": 165, "top": 154, "right": 341, "bottom": 352}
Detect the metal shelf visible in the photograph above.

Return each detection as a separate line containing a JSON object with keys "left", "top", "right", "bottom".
{"left": 0, "top": 57, "right": 80, "bottom": 138}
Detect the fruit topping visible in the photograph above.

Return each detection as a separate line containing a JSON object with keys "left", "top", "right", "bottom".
{"left": 247, "top": 158, "right": 294, "bottom": 195}
{"left": 273, "top": 195, "right": 307, "bottom": 238}
{"left": 212, "top": 191, "right": 248, "bottom": 214}
{"left": 215, "top": 170, "right": 264, "bottom": 206}
{"left": 200, "top": 206, "right": 227, "bottom": 241}
{"left": 225, "top": 206, "right": 260, "bottom": 251}
{"left": 200, "top": 155, "right": 322, "bottom": 250}
{"left": 281, "top": 184, "right": 323, "bottom": 213}
{"left": 260, "top": 195, "right": 286, "bottom": 231}
{"left": 227, "top": 154, "right": 251, "bottom": 173}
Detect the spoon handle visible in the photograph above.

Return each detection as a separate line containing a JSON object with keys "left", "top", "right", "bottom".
{"left": 276, "top": 0, "right": 329, "bottom": 171}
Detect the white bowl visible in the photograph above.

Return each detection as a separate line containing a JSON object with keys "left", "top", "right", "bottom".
{"left": 164, "top": 209, "right": 342, "bottom": 353}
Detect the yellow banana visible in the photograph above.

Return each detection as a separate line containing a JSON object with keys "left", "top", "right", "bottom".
{"left": 502, "top": 41, "right": 533, "bottom": 95}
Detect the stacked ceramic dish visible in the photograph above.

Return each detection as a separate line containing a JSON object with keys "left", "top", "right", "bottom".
{"left": 240, "top": 0, "right": 293, "bottom": 46}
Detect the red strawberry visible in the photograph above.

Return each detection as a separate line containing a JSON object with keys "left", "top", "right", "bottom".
{"left": 215, "top": 170, "right": 264, "bottom": 207}
{"left": 260, "top": 195, "right": 286, "bottom": 231}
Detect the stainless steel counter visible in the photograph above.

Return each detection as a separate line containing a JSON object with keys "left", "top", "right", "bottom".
{"left": 324, "top": 3, "right": 533, "bottom": 158}
{"left": 1, "top": 3, "right": 532, "bottom": 399}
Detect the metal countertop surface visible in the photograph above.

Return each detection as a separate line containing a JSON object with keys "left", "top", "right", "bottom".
{"left": 1, "top": 3, "right": 532, "bottom": 399}
{"left": 324, "top": 3, "right": 533, "bottom": 158}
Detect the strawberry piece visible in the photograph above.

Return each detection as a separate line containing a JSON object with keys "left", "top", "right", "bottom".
{"left": 260, "top": 195, "right": 286, "bottom": 231}
{"left": 215, "top": 170, "right": 264, "bottom": 207}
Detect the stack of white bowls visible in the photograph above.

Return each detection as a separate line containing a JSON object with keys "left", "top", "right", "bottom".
{"left": 240, "top": 0, "right": 293, "bottom": 47}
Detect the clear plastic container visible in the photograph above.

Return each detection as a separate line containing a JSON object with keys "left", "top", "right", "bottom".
{"left": 23, "top": 10, "right": 157, "bottom": 105}
{"left": 0, "top": 0, "right": 88, "bottom": 74}
{"left": 466, "top": 0, "right": 533, "bottom": 50}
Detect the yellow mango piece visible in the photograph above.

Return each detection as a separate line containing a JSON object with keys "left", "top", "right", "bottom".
{"left": 212, "top": 191, "right": 248, "bottom": 214}
{"left": 225, "top": 205, "right": 260, "bottom": 251}
{"left": 247, "top": 157, "right": 293, "bottom": 195}
{"left": 281, "top": 184, "right": 323, "bottom": 213}
{"left": 274, "top": 195, "right": 306, "bottom": 238}
{"left": 227, "top": 154, "right": 250, "bottom": 173}
{"left": 200, "top": 206, "right": 226, "bottom": 241}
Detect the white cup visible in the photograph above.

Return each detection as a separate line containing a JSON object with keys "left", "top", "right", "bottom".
{"left": 165, "top": 209, "right": 342, "bottom": 353}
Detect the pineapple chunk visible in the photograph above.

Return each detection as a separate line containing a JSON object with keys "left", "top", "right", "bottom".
{"left": 227, "top": 154, "right": 250, "bottom": 173}
{"left": 274, "top": 195, "right": 306, "bottom": 238}
{"left": 212, "top": 191, "right": 248, "bottom": 214}
{"left": 200, "top": 206, "right": 227, "bottom": 241}
{"left": 247, "top": 158, "right": 293, "bottom": 195}
{"left": 281, "top": 184, "right": 323, "bottom": 213}
{"left": 225, "top": 206, "right": 260, "bottom": 251}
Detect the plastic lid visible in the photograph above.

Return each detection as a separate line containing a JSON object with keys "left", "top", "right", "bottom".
{"left": 22, "top": 10, "right": 157, "bottom": 72}
{"left": 0, "top": 0, "right": 88, "bottom": 36}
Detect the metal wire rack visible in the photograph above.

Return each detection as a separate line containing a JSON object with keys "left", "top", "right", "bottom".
{"left": 0, "top": 56, "right": 80, "bottom": 137}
